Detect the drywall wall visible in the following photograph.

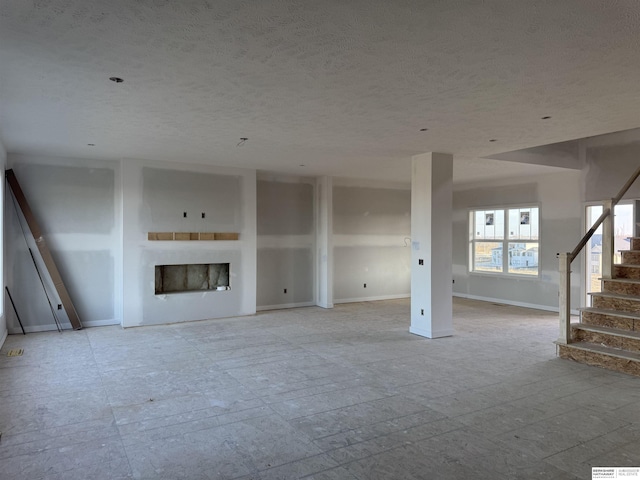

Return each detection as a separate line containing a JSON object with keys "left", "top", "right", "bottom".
{"left": 333, "top": 178, "right": 411, "bottom": 303}
{"left": 0, "top": 141, "right": 6, "bottom": 346}
{"left": 452, "top": 170, "right": 583, "bottom": 311}
{"left": 582, "top": 136, "right": 640, "bottom": 202}
{"left": 122, "top": 160, "right": 256, "bottom": 327}
{"left": 256, "top": 175, "right": 314, "bottom": 309}
{"left": 5, "top": 155, "right": 121, "bottom": 332}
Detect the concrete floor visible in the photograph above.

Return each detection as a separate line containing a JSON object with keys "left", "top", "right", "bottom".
{"left": 0, "top": 298, "right": 639, "bottom": 479}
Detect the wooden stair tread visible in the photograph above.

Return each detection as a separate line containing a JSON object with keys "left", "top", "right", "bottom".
{"left": 556, "top": 341, "right": 640, "bottom": 362}
{"left": 579, "top": 307, "right": 640, "bottom": 320}
{"left": 602, "top": 277, "right": 640, "bottom": 284}
{"left": 587, "top": 291, "right": 640, "bottom": 300}
{"left": 570, "top": 323, "right": 640, "bottom": 340}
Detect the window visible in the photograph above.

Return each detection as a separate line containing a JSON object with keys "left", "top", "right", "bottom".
{"left": 469, "top": 206, "right": 539, "bottom": 276}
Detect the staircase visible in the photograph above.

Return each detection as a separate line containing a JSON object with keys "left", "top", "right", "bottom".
{"left": 557, "top": 238, "right": 640, "bottom": 376}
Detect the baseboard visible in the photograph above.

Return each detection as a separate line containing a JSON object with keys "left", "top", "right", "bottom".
{"left": 453, "top": 292, "right": 580, "bottom": 315}
{"left": 257, "top": 302, "right": 315, "bottom": 312}
{"left": 82, "top": 319, "right": 120, "bottom": 327}
{"left": 8, "top": 318, "right": 120, "bottom": 334}
{"left": 0, "top": 328, "right": 7, "bottom": 349}
{"left": 334, "top": 294, "right": 410, "bottom": 304}
{"left": 409, "top": 325, "right": 454, "bottom": 339}
{"left": 9, "top": 323, "right": 69, "bottom": 334}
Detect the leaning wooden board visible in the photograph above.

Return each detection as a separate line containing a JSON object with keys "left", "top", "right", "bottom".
{"left": 6, "top": 169, "right": 82, "bottom": 330}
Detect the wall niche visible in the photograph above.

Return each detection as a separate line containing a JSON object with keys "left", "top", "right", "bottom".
{"left": 155, "top": 263, "right": 230, "bottom": 294}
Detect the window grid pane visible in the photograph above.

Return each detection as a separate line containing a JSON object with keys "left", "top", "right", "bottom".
{"left": 507, "top": 242, "right": 539, "bottom": 275}
{"left": 473, "top": 241, "right": 503, "bottom": 273}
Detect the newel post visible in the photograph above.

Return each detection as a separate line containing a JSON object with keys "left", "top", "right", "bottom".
{"left": 558, "top": 252, "right": 571, "bottom": 344}
{"left": 602, "top": 199, "right": 614, "bottom": 280}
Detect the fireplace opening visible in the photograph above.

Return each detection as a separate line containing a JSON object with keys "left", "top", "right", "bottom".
{"left": 155, "top": 263, "right": 230, "bottom": 294}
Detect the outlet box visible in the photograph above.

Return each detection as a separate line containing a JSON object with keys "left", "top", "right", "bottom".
{"left": 420, "top": 309, "right": 424, "bottom": 315}
{"left": 419, "top": 259, "right": 424, "bottom": 265}
{"left": 363, "top": 283, "right": 367, "bottom": 288}
{"left": 284, "top": 288, "right": 287, "bottom": 294}
{"left": 57, "top": 304, "right": 62, "bottom": 310}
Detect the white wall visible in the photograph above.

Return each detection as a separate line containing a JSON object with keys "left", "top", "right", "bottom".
{"left": 256, "top": 173, "right": 315, "bottom": 310}
{"left": 5, "top": 154, "right": 121, "bottom": 332}
{"left": 122, "top": 159, "right": 256, "bottom": 327}
{"left": 332, "top": 178, "right": 411, "bottom": 303}
{"left": 0, "top": 141, "right": 6, "bottom": 346}
{"left": 582, "top": 134, "right": 640, "bottom": 202}
{"left": 452, "top": 170, "right": 583, "bottom": 311}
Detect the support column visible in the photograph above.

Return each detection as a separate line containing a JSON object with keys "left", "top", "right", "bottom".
{"left": 316, "top": 176, "right": 333, "bottom": 309}
{"left": 410, "top": 153, "right": 453, "bottom": 338}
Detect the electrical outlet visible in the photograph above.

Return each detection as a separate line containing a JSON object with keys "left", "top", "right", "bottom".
{"left": 452, "top": 279, "right": 455, "bottom": 284}
{"left": 57, "top": 304, "right": 62, "bottom": 310}
{"left": 418, "top": 259, "right": 424, "bottom": 265}
{"left": 201, "top": 212, "right": 205, "bottom": 218}
{"left": 363, "top": 283, "right": 367, "bottom": 288}
{"left": 420, "top": 309, "right": 424, "bottom": 315}
{"left": 183, "top": 212, "right": 187, "bottom": 218}
{"left": 284, "top": 288, "right": 287, "bottom": 294}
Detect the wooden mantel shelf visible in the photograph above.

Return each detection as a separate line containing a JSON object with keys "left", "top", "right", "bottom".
{"left": 148, "top": 232, "right": 239, "bottom": 241}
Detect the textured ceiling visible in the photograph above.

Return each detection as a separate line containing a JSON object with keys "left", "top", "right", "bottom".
{"left": 1, "top": 0, "right": 640, "bottom": 182}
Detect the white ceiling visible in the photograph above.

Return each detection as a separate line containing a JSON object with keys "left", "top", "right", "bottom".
{"left": 1, "top": 0, "right": 639, "bottom": 183}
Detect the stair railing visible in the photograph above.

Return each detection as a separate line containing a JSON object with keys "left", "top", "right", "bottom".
{"left": 558, "top": 164, "right": 640, "bottom": 344}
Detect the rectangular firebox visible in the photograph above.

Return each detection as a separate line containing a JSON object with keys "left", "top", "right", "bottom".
{"left": 155, "top": 263, "right": 230, "bottom": 294}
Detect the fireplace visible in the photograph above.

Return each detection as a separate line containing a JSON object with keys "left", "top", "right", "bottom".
{"left": 155, "top": 263, "right": 230, "bottom": 294}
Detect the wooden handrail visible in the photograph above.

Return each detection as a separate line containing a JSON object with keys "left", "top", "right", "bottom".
{"left": 558, "top": 164, "right": 640, "bottom": 345}
{"left": 568, "top": 164, "right": 640, "bottom": 263}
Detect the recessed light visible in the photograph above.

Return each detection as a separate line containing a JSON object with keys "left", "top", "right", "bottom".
{"left": 419, "top": 128, "right": 428, "bottom": 132}
{"left": 541, "top": 116, "right": 551, "bottom": 120}
{"left": 489, "top": 139, "right": 497, "bottom": 142}
{"left": 109, "top": 77, "right": 124, "bottom": 83}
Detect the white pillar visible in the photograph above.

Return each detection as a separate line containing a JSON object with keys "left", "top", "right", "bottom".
{"left": 316, "top": 176, "right": 333, "bottom": 309}
{"left": 410, "top": 153, "right": 453, "bottom": 338}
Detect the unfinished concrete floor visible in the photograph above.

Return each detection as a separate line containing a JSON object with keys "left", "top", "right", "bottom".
{"left": 0, "top": 298, "right": 639, "bottom": 479}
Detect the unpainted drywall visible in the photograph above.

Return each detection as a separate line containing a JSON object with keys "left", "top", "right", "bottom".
{"left": 256, "top": 177, "right": 315, "bottom": 309}
{"left": 5, "top": 156, "right": 120, "bottom": 330}
{"left": 10, "top": 164, "right": 114, "bottom": 234}
{"left": 257, "top": 248, "right": 313, "bottom": 306}
{"left": 334, "top": 246, "right": 410, "bottom": 301}
{"left": 333, "top": 186, "right": 410, "bottom": 235}
{"left": 332, "top": 182, "right": 411, "bottom": 302}
{"left": 123, "top": 160, "right": 256, "bottom": 326}
{"left": 0, "top": 141, "right": 5, "bottom": 344}
{"left": 452, "top": 170, "right": 583, "bottom": 310}
{"left": 257, "top": 180, "right": 313, "bottom": 235}
{"left": 142, "top": 167, "right": 242, "bottom": 232}
{"left": 583, "top": 142, "right": 640, "bottom": 202}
